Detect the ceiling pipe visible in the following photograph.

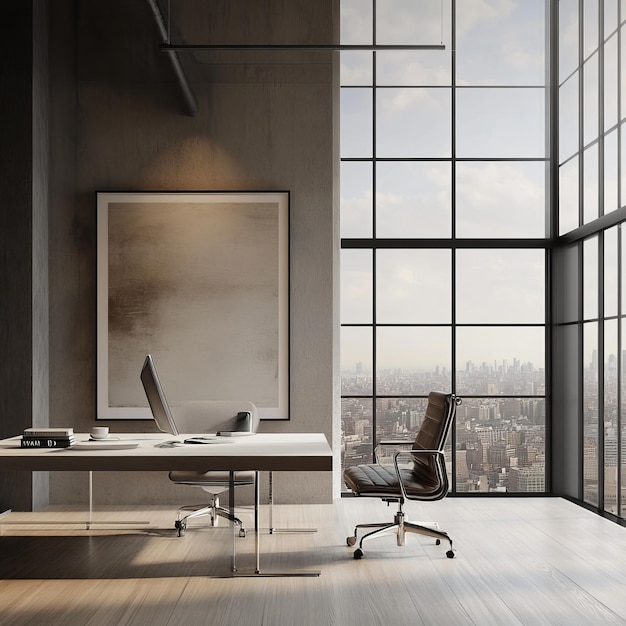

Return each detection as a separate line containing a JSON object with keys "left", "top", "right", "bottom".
{"left": 146, "top": 0, "right": 198, "bottom": 117}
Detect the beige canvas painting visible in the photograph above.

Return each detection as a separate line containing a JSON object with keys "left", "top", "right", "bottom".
{"left": 97, "top": 192, "right": 289, "bottom": 420}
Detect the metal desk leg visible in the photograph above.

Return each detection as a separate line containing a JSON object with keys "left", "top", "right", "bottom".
{"left": 268, "top": 471, "right": 316, "bottom": 534}
{"left": 88, "top": 470, "right": 93, "bottom": 530}
{"left": 255, "top": 470, "right": 261, "bottom": 573}
{"left": 230, "top": 470, "right": 237, "bottom": 573}
{"left": 233, "top": 471, "right": 320, "bottom": 577}
{"left": 85, "top": 471, "right": 148, "bottom": 529}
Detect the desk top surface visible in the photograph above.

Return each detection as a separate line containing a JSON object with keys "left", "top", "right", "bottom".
{"left": 0, "top": 433, "right": 332, "bottom": 472}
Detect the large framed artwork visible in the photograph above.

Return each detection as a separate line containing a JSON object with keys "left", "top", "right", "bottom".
{"left": 96, "top": 191, "right": 290, "bottom": 420}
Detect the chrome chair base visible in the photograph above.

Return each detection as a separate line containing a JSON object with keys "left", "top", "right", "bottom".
{"left": 174, "top": 495, "right": 247, "bottom": 537}
{"left": 347, "top": 508, "right": 455, "bottom": 559}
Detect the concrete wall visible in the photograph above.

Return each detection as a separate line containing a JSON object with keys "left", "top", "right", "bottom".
{"left": 47, "top": 0, "right": 339, "bottom": 505}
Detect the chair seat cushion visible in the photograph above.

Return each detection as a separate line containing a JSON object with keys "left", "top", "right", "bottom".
{"left": 169, "top": 470, "right": 256, "bottom": 486}
{"left": 344, "top": 463, "right": 437, "bottom": 498}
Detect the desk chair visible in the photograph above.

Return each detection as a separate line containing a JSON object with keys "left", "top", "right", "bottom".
{"left": 343, "top": 391, "right": 461, "bottom": 559}
{"left": 168, "top": 400, "right": 260, "bottom": 537}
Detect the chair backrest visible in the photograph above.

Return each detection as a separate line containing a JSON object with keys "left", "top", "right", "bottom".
{"left": 170, "top": 400, "right": 260, "bottom": 434}
{"left": 411, "top": 392, "right": 458, "bottom": 488}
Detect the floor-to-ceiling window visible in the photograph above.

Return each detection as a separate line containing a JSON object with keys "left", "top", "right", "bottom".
{"left": 340, "top": 0, "right": 549, "bottom": 493}
{"left": 556, "top": 0, "right": 625, "bottom": 519}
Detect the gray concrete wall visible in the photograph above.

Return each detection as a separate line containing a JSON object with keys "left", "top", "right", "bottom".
{"left": 48, "top": 0, "right": 339, "bottom": 505}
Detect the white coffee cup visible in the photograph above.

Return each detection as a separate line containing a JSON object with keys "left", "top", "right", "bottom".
{"left": 91, "top": 426, "right": 109, "bottom": 440}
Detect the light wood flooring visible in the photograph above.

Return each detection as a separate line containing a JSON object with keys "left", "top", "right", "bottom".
{"left": 1, "top": 497, "right": 626, "bottom": 625}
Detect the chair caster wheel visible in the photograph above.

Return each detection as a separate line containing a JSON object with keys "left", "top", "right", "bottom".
{"left": 353, "top": 548, "right": 364, "bottom": 559}
{"left": 347, "top": 536, "right": 357, "bottom": 547}
{"left": 175, "top": 520, "right": 186, "bottom": 537}
{"left": 446, "top": 550, "right": 455, "bottom": 559}
{"left": 238, "top": 528, "right": 247, "bottom": 538}
{"left": 435, "top": 539, "right": 441, "bottom": 545}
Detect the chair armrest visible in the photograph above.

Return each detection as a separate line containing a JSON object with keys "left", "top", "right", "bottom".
{"left": 392, "top": 449, "right": 448, "bottom": 502}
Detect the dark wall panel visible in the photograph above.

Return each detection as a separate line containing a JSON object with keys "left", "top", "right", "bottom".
{"left": 0, "top": 2, "right": 35, "bottom": 511}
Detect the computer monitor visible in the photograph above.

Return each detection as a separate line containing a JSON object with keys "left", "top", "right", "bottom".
{"left": 140, "top": 354, "right": 179, "bottom": 436}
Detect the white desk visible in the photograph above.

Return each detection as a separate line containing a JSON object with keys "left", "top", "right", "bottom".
{"left": 0, "top": 432, "right": 332, "bottom": 576}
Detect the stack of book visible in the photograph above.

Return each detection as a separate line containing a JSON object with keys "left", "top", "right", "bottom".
{"left": 21, "top": 427, "right": 75, "bottom": 448}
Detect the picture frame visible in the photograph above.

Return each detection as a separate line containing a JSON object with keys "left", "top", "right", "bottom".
{"left": 96, "top": 191, "right": 290, "bottom": 420}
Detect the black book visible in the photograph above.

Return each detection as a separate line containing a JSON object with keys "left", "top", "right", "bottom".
{"left": 21, "top": 436, "right": 75, "bottom": 448}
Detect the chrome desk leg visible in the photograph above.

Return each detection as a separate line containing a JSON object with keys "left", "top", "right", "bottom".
{"left": 255, "top": 470, "right": 261, "bottom": 573}
{"left": 230, "top": 470, "right": 237, "bottom": 573}
{"left": 87, "top": 470, "right": 93, "bottom": 530}
{"left": 85, "top": 471, "right": 148, "bottom": 529}
{"left": 268, "top": 471, "right": 316, "bottom": 534}
{"left": 233, "top": 471, "right": 320, "bottom": 577}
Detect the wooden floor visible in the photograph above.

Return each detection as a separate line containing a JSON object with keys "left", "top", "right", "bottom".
{"left": 1, "top": 497, "right": 626, "bottom": 625}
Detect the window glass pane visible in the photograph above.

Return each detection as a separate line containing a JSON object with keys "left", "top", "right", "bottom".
{"left": 376, "top": 88, "right": 451, "bottom": 157}
{"left": 622, "top": 227, "right": 626, "bottom": 314}
{"left": 456, "top": 162, "right": 545, "bottom": 238}
{"left": 376, "top": 250, "right": 451, "bottom": 323}
{"left": 456, "top": 249, "right": 545, "bottom": 324}
{"left": 604, "top": 227, "right": 619, "bottom": 318}
{"left": 340, "top": 51, "right": 373, "bottom": 86}
{"left": 604, "top": 130, "right": 619, "bottom": 215}
{"left": 456, "top": 88, "right": 545, "bottom": 158}
{"left": 456, "top": 398, "right": 545, "bottom": 493}
{"left": 341, "top": 162, "right": 372, "bottom": 238}
{"left": 456, "top": 327, "right": 545, "bottom": 396}
{"left": 583, "top": 236, "right": 598, "bottom": 319}
{"left": 583, "top": 52, "right": 599, "bottom": 146}
{"left": 456, "top": 0, "right": 545, "bottom": 86}
{"left": 342, "top": 398, "right": 374, "bottom": 469}
{"left": 340, "top": 0, "right": 373, "bottom": 44}
{"left": 341, "top": 89, "right": 373, "bottom": 158}
{"left": 559, "top": 72, "right": 579, "bottom": 161}
{"left": 583, "top": 0, "right": 599, "bottom": 59}
{"left": 341, "top": 249, "right": 372, "bottom": 324}
{"left": 559, "top": 156, "right": 580, "bottom": 235}
{"left": 376, "top": 327, "right": 451, "bottom": 395}
{"left": 376, "top": 0, "right": 447, "bottom": 45}
{"left": 583, "top": 321, "right": 599, "bottom": 507}
{"left": 622, "top": 24, "right": 626, "bottom": 122}
{"left": 605, "top": 319, "right": 618, "bottom": 514}
{"left": 376, "top": 51, "right": 451, "bottom": 86}
{"left": 341, "top": 327, "right": 373, "bottom": 395}
{"left": 376, "top": 161, "right": 451, "bottom": 238}
{"left": 604, "top": 34, "right": 618, "bottom": 131}
{"left": 559, "top": 0, "right": 579, "bottom": 81}
{"left": 604, "top": 0, "right": 619, "bottom": 37}
{"left": 583, "top": 144, "right": 599, "bottom": 223}
{"left": 623, "top": 124, "right": 626, "bottom": 208}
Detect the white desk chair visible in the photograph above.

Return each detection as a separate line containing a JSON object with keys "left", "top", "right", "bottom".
{"left": 168, "top": 400, "right": 260, "bottom": 537}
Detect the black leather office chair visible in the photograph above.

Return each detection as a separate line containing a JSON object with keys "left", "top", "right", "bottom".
{"left": 168, "top": 400, "right": 260, "bottom": 537}
{"left": 343, "top": 391, "right": 461, "bottom": 559}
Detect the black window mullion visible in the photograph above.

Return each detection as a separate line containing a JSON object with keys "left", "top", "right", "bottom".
{"left": 371, "top": 3, "right": 378, "bottom": 463}
{"left": 617, "top": 225, "right": 622, "bottom": 518}
{"left": 450, "top": 0, "right": 457, "bottom": 493}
